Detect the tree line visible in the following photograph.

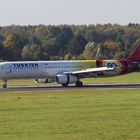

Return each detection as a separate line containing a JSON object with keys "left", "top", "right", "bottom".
{"left": 0, "top": 23, "right": 140, "bottom": 61}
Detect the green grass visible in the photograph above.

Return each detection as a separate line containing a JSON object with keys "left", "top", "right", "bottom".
{"left": 82, "top": 72, "right": 140, "bottom": 84}
{"left": 0, "top": 72, "right": 139, "bottom": 87}
{"left": 0, "top": 89, "right": 140, "bottom": 140}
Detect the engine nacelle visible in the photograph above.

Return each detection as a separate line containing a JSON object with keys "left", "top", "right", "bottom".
{"left": 56, "top": 74, "right": 78, "bottom": 85}
{"left": 34, "top": 78, "right": 55, "bottom": 83}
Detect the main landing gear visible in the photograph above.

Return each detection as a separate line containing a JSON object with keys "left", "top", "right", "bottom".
{"left": 3, "top": 80, "right": 7, "bottom": 88}
{"left": 62, "top": 81, "right": 83, "bottom": 87}
{"left": 75, "top": 81, "right": 83, "bottom": 87}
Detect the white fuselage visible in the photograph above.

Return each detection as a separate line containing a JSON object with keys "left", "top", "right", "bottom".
{"left": 0, "top": 61, "right": 94, "bottom": 80}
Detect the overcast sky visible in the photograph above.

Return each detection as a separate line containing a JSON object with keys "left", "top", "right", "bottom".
{"left": 0, "top": 0, "right": 140, "bottom": 26}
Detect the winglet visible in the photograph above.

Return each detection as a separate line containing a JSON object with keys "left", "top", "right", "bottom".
{"left": 127, "top": 44, "right": 140, "bottom": 61}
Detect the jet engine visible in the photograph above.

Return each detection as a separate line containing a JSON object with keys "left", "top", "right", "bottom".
{"left": 34, "top": 78, "right": 55, "bottom": 83}
{"left": 56, "top": 74, "right": 78, "bottom": 86}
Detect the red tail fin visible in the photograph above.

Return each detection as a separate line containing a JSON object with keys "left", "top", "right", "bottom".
{"left": 127, "top": 44, "right": 140, "bottom": 61}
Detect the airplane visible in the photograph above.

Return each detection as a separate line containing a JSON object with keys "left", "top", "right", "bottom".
{"left": 0, "top": 44, "right": 140, "bottom": 88}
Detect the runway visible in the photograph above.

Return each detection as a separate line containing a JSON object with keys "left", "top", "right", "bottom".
{"left": 0, "top": 83, "right": 140, "bottom": 92}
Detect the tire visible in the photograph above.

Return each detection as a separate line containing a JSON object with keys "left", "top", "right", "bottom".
{"left": 62, "top": 83, "right": 68, "bottom": 87}
{"left": 3, "top": 84, "right": 7, "bottom": 88}
{"left": 76, "top": 81, "right": 83, "bottom": 87}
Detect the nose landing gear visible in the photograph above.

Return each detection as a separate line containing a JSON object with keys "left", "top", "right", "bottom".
{"left": 3, "top": 80, "right": 7, "bottom": 88}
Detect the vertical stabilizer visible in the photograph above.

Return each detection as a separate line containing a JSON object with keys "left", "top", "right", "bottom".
{"left": 127, "top": 44, "right": 140, "bottom": 61}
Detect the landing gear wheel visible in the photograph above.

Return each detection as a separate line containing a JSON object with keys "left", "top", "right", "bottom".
{"left": 62, "top": 83, "right": 68, "bottom": 87}
{"left": 3, "top": 80, "right": 7, "bottom": 88}
{"left": 76, "top": 81, "right": 83, "bottom": 87}
{"left": 3, "top": 84, "right": 7, "bottom": 88}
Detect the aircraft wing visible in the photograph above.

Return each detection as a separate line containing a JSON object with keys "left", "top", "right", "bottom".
{"left": 63, "top": 67, "right": 114, "bottom": 77}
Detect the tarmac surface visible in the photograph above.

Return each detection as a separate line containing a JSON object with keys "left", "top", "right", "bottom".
{"left": 0, "top": 83, "right": 140, "bottom": 92}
